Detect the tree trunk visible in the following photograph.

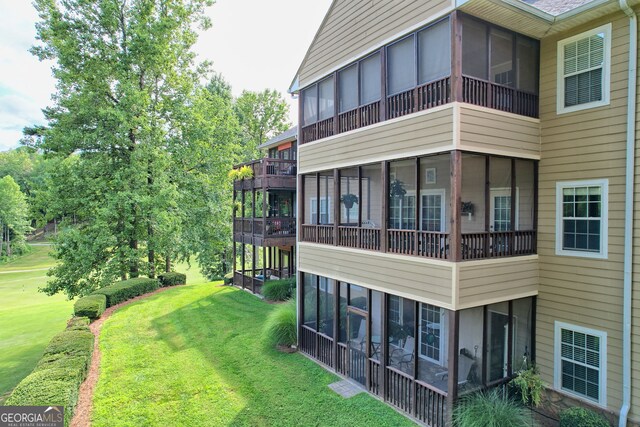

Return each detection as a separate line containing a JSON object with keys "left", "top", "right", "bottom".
{"left": 6, "top": 227, "right": 11, "bottom": 257}
{"left": 147, "top": 162, "right": 155, "bottom": 279}
{"left": 165, "top": 254, "right": 171, "bottom": 273}
{"left": 0, "top": 223, "right": 4, "bottom": 258}
{"left": 129, "top": 238, "right": 139, "bottom": 278}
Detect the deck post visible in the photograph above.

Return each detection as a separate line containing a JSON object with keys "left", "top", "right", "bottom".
{"left": 381, "top": 161, "right": 388, "bottom": 252}
{"left": 450, "top": 151, "right": 462, "bottom": 261}
{"left": 446, "top": 310, "right": 460, "bottom": 426}
{"left": 451, "top": 11, "right": 463, "bottom": 103}
{"left": 484, "top": 155, "right": 491, "bottom": 256}
{"left": 334, "top": 168, "right": 340, "bottom": 245}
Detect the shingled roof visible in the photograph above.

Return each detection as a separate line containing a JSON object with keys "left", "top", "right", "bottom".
{"left": 518, "top": 0, "right": 599, "bottom": 16}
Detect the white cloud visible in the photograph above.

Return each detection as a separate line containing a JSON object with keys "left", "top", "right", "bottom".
{"left": 0, "top": 0, "right": 332, "bottom": 151}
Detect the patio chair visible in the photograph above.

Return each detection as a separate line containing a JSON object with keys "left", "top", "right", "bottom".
{"left": 361, "top": 219, "right": 376, "bottom": 228}
{"left": 390, "top": 336, "right": 415, "bottom": 370}
{"left": 350, "top": 319, "right": 366, "bottom": 351}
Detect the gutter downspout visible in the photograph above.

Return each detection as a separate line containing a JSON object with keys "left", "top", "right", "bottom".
{"left": 619, "top": 1, "right": 636, "bottom": 426}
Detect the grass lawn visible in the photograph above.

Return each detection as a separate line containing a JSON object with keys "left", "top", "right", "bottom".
{"left": 0, "top": 244, "right": 73, "bottom": 403}
{"left": 92, "top": 284, "right": 416, "bottom": 426}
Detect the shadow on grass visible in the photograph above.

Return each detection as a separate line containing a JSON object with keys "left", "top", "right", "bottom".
{"left": 0, "top": 342, "right": 46, "bottom": 401}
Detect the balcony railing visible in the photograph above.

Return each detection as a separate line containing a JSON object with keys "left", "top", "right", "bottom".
{"left": 234, "top": 217, "right": 296, "bottom": 238}
{"left": 233, "top": 158, "right": 297, "bottom": 180}
{"left": 301, "top": 225, "right": 536, "bottom": 261}
{"left": 301, "top": 74, "right": 538, "bottom": 144}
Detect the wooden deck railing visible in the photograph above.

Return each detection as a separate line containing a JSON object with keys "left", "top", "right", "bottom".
{"left": 301, "top": 225, "right": 535, "bottom": 261}
{"left": 300, "top": 73, "right": 538, "bottom": 144}
{"left": 386, "top": 366, "right": 414, "bottom": 413}
{"left": 317, "top": 333, "right": 334, "bottom": 367}
{"left": 232, "top": 158, "right": 297, "bottom": 179}
{"left": 416, "top": 379, "right": 447, "bottom": 427}
{"left": 300, "top": 325, "right": 316, "bottom": 356}
{"left": 233, "top": 217, "right": 296, "bottom": 238}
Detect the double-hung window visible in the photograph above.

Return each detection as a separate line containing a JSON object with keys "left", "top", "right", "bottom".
{"left": 554, "top": 322, "right": 607, "bottom": 406}
{"left": 556, "top": 180, "right": 607, "bottom": 258}
{"left": 557, "top": 24, "right": 611, "bottom": 114}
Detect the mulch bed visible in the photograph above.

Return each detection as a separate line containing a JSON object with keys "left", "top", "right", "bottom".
{"left": 70, "top": 285, "right": 182, "bottom": 427}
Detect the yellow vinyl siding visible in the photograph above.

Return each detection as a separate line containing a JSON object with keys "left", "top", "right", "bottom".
{"left": 298, "top": 242, "right": 454, "bottom": 308}
{"left": 536, "top": 12, "right": 629, "bottom": 413}
{"left": 457, "top": 257, "right": 538, "bottom": 309}
{"left": 299, "top": 106, "right": 455, "bottom": 174}
{"left": 299, "top": 0, "right": 453, "bottom": 88}
{"left": 458, "top": 105, "right": 541, "bottom": 159}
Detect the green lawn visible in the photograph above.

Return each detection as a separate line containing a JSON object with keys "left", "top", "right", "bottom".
{"left": 0, "top": 244, "right": 73, "bottom": 403}
{"left": 92, "top": 284, "right": 416, "bottom": 426}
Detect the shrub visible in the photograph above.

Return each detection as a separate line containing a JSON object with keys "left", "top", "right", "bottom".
{"left": 452, "top": 389, "right": 530, "bottom": 427}
{"left": 74, "top": 294, "right": 106, "bottom": 320}
{"left": 158, "top": 272, "right": 186, "bottom": 287}
{"left": 66, "top": 316, "right": 90, "bottom": 330}
{"left": 5, "top": 369, "right": 79, "bottom": 426}
{"left": 43, "top": 330, "right": 94, "bottom": 358}
{"left": 262, "top": 277, "right": 296, "bottom": 301}
{"left": 92, "top": 277, "right": 159, "bottom": 307}
{"left": 35, "top": 353, "right": 91, "bottom": 380}
{"left": 560, "top": 407, "right": 610, "bottom": 427}
{"left": 223, "top": 272, "right": 234, "bottom": 285}
{"left": 262, "top": 299, "right": 297, "bottom": 348}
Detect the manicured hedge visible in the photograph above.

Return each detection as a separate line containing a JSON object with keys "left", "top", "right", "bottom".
{"left": 92, "top": 277, "right": 159, "bottom": 307}
{"left": 74, "top": 294, "right": 106, "bottom": 320}
{"left": 262, "top": 277, "right": 296, "bottom": 301}
{"left": 158, "top": 272, "right": 186, "bottom": 287}
{"left": 560, "top": 407, "right": 610, "bottom": 427}
{"left": 4, "top": 323, "right": 94, "bottom": 427}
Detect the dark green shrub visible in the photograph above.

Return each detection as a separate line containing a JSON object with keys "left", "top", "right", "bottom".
{"left": 5, "top": 369, "right": 79, "bottom": 426}
{"left": 223, "top": 272, "right": 234, "bottom": 285}
{"left": 35, "top": 354, "right": 90, "bottom": 380}
{"left": 452, "top": 389, "right": 530, "bottom": 427}
{"left": 92, "top": 277, "right": 159, "bottom": 307}
{"left": 262, "top": 277, "right": 296, "bottom": 301}
{"left": 158, "top": 272, "right": 186, "bottom": 287}
{"left": 43, "top": 330, "right": 94, "bottom": 358}
{"left": 560, "top": 407, "right": 610, "bottom": 427}
{"left": 66, "top": 316, "right": 90, "bottom": 330}
{"left": 262, "top": 299, "right": 297, "bottom": 348}
{"left": 74, "top": 294, "right": 106, "bottom": 320}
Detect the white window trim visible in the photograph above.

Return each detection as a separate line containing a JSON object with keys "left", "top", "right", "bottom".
{"left": 489, "top": 187, "right": 520, "bottom": 231}
{"left": 419, "top": 189, "right": 447, "bottom": 233}
{"left": 309, "top": 196, "right": 332, "bottom": 225}
{"left": 556, "top": 23, "right": 612, "bottom": 115}
{"left": 555, "top": 179, "right": 608, "bottom": 259}
{"left": 418, "top": 303, "right": 447, "bottom": 366}
{"left": 554, "top": 321, "right": 607, "bottom": 407}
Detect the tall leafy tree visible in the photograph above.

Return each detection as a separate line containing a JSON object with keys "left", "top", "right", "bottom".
{"left": 234, "top": 89, "right": 290, "bottom": 161}
{"left": 0, "top": 175, "right": 31, "bottom": 258}
{"left": 29, "top": 0, "right": 239, "bottom": 298}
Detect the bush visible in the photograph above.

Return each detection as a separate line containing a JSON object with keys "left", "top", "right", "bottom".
{"left": 158, "top": 272, "right": 186, "bottom": 287}
{"left": 43, "top": 330, "right": 94, "bottom": 358}
{"left": 223, "top": 272, "right": 234, "bottom": 285}
{"left": 5, "top": 369, "right": 79, "bottom": 426}
{"left": 262, "top": 277, "right": 296, "bottom": 301}
{"left": 35, "top": 353, "right": 91, "bottom": 380}
{"left": 262, "top": 299, "right": 297, "bottom": 348}
{"left": 66, "top": 316, "right": 90, "bottom": 330}
{"left": 74, "top": 294, "right": 106, "bottom": 320}
{"left": 560, "top": 407, "right": 610, "bottom": 427}
{"left": 452, "top": 389, "right": 530, "bottom": 427}
{"left": 92, "top": 277, "right": 159, "bottom": 307}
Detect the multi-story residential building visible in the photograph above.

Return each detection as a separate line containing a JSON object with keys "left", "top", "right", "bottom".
{"left": 231, "top": 127, "right": 297, "bottom": 294}
{"left": 290, "top": 1, "right": 640, "bottom": 426}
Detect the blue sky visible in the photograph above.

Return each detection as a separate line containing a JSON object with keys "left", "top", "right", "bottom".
{"left": 0, "top": 0, "right": 332, "bottom": 151}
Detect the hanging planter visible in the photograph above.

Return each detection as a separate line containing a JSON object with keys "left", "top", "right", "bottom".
{"left": 340, "top": 193, "right": 359, "bottom": 209}
{"left": 389, "top": 179, "right": 407, "bottom": 198}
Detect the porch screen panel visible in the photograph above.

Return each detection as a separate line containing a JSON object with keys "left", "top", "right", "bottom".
{"left": 490, "top": 28, "right": 514, "bottom": 86}
{"left": 512, "top": 298, "right": 533, "bottom": 372}
{"left": 319, "top": 172, "right": 334, "bottom": 225}
{"left": 490, "top": 157, "right": 513, "bottom": 232}
{"left": 515, "top": 159, "right": 535, "bottom": 230}
{"left": 418, "top": 18, "right": 451, "bottom": 84}
{"left": 517, "top": 36, "right": 539, "bottom": 93}
{"left": 340, "top": 167, "right": 359, "bottom": 225}
{"left": 486, "top": 301, "right": 509, "bottom": 383}
{"left": 389, "top": 159, "right": 416, "bottom": 230}
{"left": 318, "top": 77, "right": 335, "bottom": 120}
{"left": 461, "top": 153, "right": 486, "bottom": 233}
{"left": 388, "top": 296, "right": 415, "bottom": 375}
{"left": 387, "top": 36, "right": 415, "bottom": 95}
{"left": 361, "top": 164, "right": 382, "bottom": 227}
{"left": 304, "top": 174, "right": 318, "bottom": 224}
{"left": 360, "top": 53, "right": 381, "bottom": 105}
{"left": 339, "top": 65, "right": 358, "bottom": 113}
{"left": 420, "top": 153, "right": 450, "bottom": 233}
{"left": 370, "top": 291, "right": 383, "bottom": 361}
{"left": 302, "top": 85, "right": 318, "bottom": 125}
{"left": 418, "top": 304, "right": 449, "bottom": 387}
{"left": 303, "top": 273, "right": 318, "bottom": 330}
{"left": 458, "top": 306, "right": 483, "bottom": 393}
{"left": 338, "top": 282, "right": 348, "bottom": 343}
{"left": 462, "top": 18, "right": 488, "bottom": 80}
{"left": 318, "top": 277, "right": 335, "bottom": 337}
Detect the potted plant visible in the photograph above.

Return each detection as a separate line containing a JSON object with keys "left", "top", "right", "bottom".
{"left": 389, "top": 179, "right": 407, "bottom": 198}
{"left": 340, "top": 193, "right": 359, "bottom": 209}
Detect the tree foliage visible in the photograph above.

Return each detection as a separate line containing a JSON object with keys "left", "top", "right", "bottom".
{"left": 28, "top": 0, "right": 240, "bottom": 298}
{"left": 0, "top": 175, "right": 31, "bottom": 259}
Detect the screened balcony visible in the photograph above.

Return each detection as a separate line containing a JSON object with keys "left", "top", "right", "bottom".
{"left": 299, "top": 152, "right": 537, "bottom": 261}
{"left": 232, "top": 158, "right": 297, "bottom": 191}
{"left": 300, "top": 12, "right": 539, "bottom": 145}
